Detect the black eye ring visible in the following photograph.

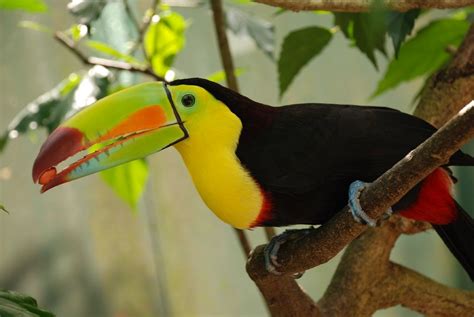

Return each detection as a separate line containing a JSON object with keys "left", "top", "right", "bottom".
{"left": 181, "top": 94, "right": 195, "bottom": 107}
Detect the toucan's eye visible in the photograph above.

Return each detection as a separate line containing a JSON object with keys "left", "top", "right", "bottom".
{"left": 181, "top": 94, "right": 195, "bottom": 107}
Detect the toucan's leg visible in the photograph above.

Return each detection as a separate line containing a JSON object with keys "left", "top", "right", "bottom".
{"left": 348, "top": 180, "right": 392, "bottom": 226}
{"left": 264, "top": 227, "right": 315, "bottom": 275}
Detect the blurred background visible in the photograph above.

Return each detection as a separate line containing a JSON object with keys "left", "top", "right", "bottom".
{"left": 0, "top": 1, "right": 473, "bottom": 316}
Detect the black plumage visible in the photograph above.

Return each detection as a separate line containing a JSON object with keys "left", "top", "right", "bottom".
{"left": 171, "top": 78, "right": 474, "bottom": 226}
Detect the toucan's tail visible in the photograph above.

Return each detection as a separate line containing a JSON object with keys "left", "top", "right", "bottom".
{"left": 433, "top": 202, "right": 474, "bottom": 281}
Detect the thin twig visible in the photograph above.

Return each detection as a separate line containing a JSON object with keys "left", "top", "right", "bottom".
{"left": 54, "top": 31, "right": 165, "bottom": 81}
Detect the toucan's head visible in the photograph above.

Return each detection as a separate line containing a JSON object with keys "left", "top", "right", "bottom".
{"left": 32, "top": 78, "right": 244, "bottom": 192}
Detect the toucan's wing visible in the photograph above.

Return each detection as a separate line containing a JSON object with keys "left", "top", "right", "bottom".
{"left": 237, "top": 103, "right": 439, "bottom": 195}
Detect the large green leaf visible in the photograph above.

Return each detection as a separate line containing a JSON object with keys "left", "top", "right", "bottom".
{"left": 0, "top": 290, "right": 54, "bottom": 316}
{"left": 0, "top": 0, "right": 47, "bottom": 12}
{"left": 387, "top": 9, "right": 420, "bottom": 57}
{"left": 372, "top": 19, "right": 469, "bottom": 98}
{"left": 334, "top": 9, "right": 387, "bottom": 68}
{"left": 144, "top": 11, "right": 187, "bottom": 77}
{"left": 224, "top": 5, "right": 275, "bottom": 59}
{"left": 278, "top": 26, "right": 332, "bottom": 97}
{"left": 100, "top": 159, "right": 149, "bottom": 210}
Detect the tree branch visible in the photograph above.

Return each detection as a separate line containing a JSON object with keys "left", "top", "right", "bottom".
{"left": 253, "top": 0, "right": 474, "bottom": 12}
{"left": 54, "top": 31, "right": 165, "bottom": 81}
{"left": 318, "top": 216, "right": 474, "bottom": 316}
{"left": 246, "top": 101, "right": 474, "bottom": 316}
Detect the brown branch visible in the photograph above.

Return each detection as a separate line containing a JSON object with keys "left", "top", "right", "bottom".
{"left": 246, "top": 101, "right": 474, "bottom": 316}
{"left": 253, "top": 0, "right": 474, "bottom": 12}
{"left": 318, "top": 216, "right": 474, "bottom": 316}
{"left": 54, "top": 31, "right": 165, "bottom": 81}
{"left": 387, "top": 263, "right": 474, "bottom": 316}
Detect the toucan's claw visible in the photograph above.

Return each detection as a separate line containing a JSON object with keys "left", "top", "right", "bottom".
{"left": 263, "top": 227, "right": 315, "bottom": 276}
{"left": 348, "top": 180, "right": 393, "bottom": 227}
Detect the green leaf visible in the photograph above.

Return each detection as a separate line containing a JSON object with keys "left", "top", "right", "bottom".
{"left": 372, "top": 19, "right": 469, "bottom": 98}
{"left": 144, "top": 11, "right": 187, "bottom": 77}
{"left": 85, "top": 40, "right": 143, "bottom": 65}
{"left": 0, "top": 0, "right": 47, "bottom": 12}
{"left": 334, "top": 9, "right": 387, "bottom": 68}
{"left": 207, "top": 68, "right": 245, "bottom": 83}
{"left": 100, "top": 159, "right": 149, "bottom": 210}
{"left": 0, "top": 290, "right": 55, "bottom": 316}
{"left": 18, "top": 20, "right": 52, "bottom": 33}
{"left": 278, "top": 26, "right": 332, "bottom": 97}
{"left": 224, "top": 6, "right": 275, "bottom": 59}
{"left": 387, "top": 9, "right": 420, "bottom": 57}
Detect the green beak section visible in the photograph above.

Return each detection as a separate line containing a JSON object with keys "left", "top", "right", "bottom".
{"left": 32, "top": 82, "right": 187, "bottom": 192}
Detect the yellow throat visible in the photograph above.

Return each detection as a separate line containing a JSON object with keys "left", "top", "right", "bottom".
{"left": 174, "top": 99, "right": 263, "bottom": 229}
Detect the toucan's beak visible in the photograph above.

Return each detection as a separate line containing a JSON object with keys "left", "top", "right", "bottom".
{"left": 32, "top": 82, "right": 187, "bottom": 192}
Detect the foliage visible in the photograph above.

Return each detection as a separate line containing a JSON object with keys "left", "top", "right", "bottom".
{"left": 372, "top": 19, "right": 470, "bottom": 97}
{"left": 0, "top": 290, "right": 54, "bottom": 316}
{"left": 144, "top": 10, "right": 187, "bottom": 77}
{"left": 386, "top": 9, "right": 420, "bottom": 57}
{"left": 100, "top": 159, "right": 149, "bottom": 211}
{"left": 278, "top": 27, "right": 332, "bottom": 96}
{"left": 276, "top": 7, "right": 469, "bottom": 98}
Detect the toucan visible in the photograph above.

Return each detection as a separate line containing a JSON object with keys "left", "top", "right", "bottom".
{"left": 32, "top": 78, "right": 474, "bottom": 279}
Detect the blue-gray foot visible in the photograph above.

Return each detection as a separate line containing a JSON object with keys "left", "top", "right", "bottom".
{"left": 263, "top": 227, "right": 314, "bottom": 276}
{"left": 348, "top": 180, "right": 392, "bottom": 226}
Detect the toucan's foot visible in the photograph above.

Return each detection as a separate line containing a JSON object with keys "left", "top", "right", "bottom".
{"left": 263, "top": 227, "right": 314, "bottom": 276}
{"left": 348, "top": 180, "right": 393, "bottom": 226}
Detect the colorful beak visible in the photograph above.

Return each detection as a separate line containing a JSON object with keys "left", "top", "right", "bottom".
{"left": 32, "top": 82, "right": 187, "bottom": 192}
